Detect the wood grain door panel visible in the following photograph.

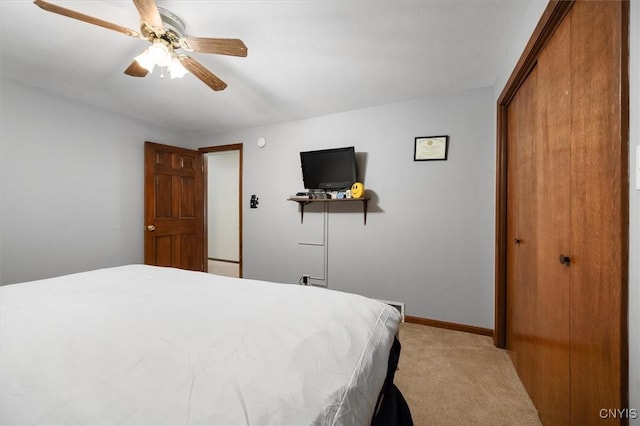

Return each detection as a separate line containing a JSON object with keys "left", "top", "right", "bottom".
{"left": 506, "top": 66, "right": 539, "bottom": 385}
{"left": 531, "top": 12, "right": 572, "bottom": 424}
{"left": 568, "top": 2, "right": 627, "bottom": 423}
{"left": 144, "top": 142, "right": 204, "bottom": 271}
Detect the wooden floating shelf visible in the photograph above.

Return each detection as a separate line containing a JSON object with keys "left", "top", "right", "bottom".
{"left": 287, "top": 197, "right": 370, "bottom": 225}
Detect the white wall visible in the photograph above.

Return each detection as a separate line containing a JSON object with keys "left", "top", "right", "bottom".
{"left": 0, "top": 78, "right": 188, "bottom": 285}
{"left": 207, "top": 151, "right": 240, "bottom": 261}
{"left": 494, "top": 1, "right": 549, "bottom": 99}
{"left": 192, "top": 86, "right": 496, "bottom": 329}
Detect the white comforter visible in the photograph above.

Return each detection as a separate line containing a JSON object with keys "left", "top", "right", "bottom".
{"left": 0, "top": 265, "right": 400, "bottom": 426}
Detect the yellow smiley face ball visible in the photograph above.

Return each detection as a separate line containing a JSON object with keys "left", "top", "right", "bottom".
{"left": 351, "top": 182, "right": 365, "bottom": 199}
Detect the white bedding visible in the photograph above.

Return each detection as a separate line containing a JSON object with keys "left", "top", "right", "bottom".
{"left": 0, "top": 265, "right": 401, "bottom": 426}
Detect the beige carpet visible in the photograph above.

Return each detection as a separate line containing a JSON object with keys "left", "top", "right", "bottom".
{"left": 394, "top": 323, "right": 542, "bottom": 426}
{"left": 207, "top": 259, "right": 240, "bottom": 277}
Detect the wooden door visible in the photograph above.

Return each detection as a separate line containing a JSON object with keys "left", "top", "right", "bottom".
{"left": 506, "top": 59, "right": 572, "bottom": 425}
{"left": 497, "top": 1, "right": 628, "bottom": 425}
{"left": 505, "top": 64, "right": 540, "bottom": 387}
{"left": 530, "top": 13, "right": 572, "bottom": 424}
{"left": 568, "top": 2, "right": 627, "bottom": 422}
{"left": 144, "top": 141, "right": 204, "bottom": 271}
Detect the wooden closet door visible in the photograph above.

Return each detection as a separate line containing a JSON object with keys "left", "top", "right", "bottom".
{"left": 530, "top": 12, "right": 572, "bottom": 424}
{"left": 506, "top": 15, "right": 573, "bottom": 424}
{"left": 569, "top": 2, "right": 626, "bottom": 422}
{"left": 498, "top": 1, "right": 627, "bottom": 425}
{"left": 506, "top": 65, "right": 542, "bottom": 406}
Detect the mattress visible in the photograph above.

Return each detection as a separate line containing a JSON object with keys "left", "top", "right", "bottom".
{"left": 0, "top": 265, "right": 401, "bottom": 425}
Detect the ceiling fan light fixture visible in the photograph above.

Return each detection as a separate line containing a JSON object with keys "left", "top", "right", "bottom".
{"left": 134, "top": 49, "right": 155, "bottom": 73}
{"left": 169, "top": 56, "right": 189, "bottom": 79}
{"left": 148, "top": 40, "right": 172, "bottom": 68}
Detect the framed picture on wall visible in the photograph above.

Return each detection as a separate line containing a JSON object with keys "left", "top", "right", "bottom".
{"left": 414, "top": 135, "right": 449, "bottom": 161}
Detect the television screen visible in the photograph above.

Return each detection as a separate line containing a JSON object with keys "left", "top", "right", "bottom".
{"left": 300, "top": 147, "right": 357, "bottom": 190}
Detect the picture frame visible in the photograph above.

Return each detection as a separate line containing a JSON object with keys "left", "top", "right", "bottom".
{"left": 414, "top": 135, "right": 449, "bottom": 161}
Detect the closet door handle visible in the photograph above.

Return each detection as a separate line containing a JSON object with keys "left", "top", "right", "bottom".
{"left": 514, "top": 238, "right": 522, "bottom": 245}
{"left": 559, "top": 254, "right": 571, "bottom": 266}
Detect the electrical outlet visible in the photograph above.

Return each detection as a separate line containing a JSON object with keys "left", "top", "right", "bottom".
{"left": 636, "top": 145, "right": 640, "bottom": 190}
{"left": 379, "top": 300, "right": 405, "bottom": 322}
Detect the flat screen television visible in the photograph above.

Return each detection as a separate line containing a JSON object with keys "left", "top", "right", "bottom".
{"left": 300, "top": 147, "right": 357, "bottom": 190}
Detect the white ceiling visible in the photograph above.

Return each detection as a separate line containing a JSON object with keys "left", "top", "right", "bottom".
{"left": 0, "top": 0, "right": 534, "bottom": 136}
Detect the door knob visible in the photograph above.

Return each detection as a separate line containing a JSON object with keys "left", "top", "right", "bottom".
{"left": 514, "top": 238, "right": 522, "bottom": 245}
{"left": 146, "top": 225, "right": 156, "bottom": 232}
{"left": 559, "top": 254, "right": 571, "bottom": 266}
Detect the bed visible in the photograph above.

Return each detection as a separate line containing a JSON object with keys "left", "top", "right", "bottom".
{"left": 0, "top": 265, "right": 411, "bottom": 425}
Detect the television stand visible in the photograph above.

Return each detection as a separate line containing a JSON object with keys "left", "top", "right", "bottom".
{"left": 287, "top": 197, "right": 369, "bottom": 225}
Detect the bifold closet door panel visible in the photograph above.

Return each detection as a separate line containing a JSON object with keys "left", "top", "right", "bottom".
{"left": 568, "top": 1, "right": 625, "bottom": 423}
{"left": 505, "top": 67, "right": 540, "bottom": 398}
{"left": 530, "top": 12, "right": 572, "bottom": 425}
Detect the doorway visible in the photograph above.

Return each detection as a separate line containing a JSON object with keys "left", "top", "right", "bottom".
{"left": 200, "top": 144, "right": 243, "bottom": 278}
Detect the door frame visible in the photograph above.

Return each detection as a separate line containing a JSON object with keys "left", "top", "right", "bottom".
{"left": 199, "top": 143, "right": 244, "bottom": 277}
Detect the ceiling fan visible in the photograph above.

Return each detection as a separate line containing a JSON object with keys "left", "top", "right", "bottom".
{"left": 33, "top": 0, "right": 247, "bottom": 91}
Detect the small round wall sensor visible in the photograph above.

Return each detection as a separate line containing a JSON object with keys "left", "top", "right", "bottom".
{"left": 257, "top": 137, "right": 266, "bottom": 148}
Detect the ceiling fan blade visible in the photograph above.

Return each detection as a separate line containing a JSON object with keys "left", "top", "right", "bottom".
{"left": 33, "top": 0, "right": 141, "bottom": 38}
{"left": 132, "top": 0, "right": 163, "bottom": 30}
{"left": 181, "top": 37, "right": 248, "bottom": 57}
{"left": 124, "top": 60, "right": 149, "bottom": 77}
{"left": 179, "top": 56, "right": 227, "bottom": 91}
